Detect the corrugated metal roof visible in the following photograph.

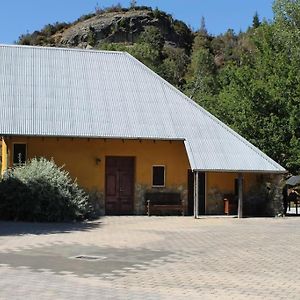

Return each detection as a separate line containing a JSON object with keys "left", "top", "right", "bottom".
{"left": 0, "top": 44, "right": 285, "bottom": 173}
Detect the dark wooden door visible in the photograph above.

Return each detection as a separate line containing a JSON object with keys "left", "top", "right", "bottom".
{"left": 105, "top": 157, "right": 134, "bottom": 215}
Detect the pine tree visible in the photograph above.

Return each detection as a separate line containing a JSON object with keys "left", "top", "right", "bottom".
{"left": 199, "top": 16, "right": 208, "bottom": 35}
{"left": 252, "top": 12, "right": 261, "bottom": 28}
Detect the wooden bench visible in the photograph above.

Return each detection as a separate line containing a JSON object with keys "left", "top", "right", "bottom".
{"left": 145, "top": 192, "right": 184, "bottom": 216}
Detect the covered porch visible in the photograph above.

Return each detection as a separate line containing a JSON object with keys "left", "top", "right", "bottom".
{"left": 188, "top": 171, "right": 284, "bottom": 218}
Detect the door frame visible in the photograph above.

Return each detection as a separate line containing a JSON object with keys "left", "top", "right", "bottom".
{"left": 105, "top": 156, "right": 135, "bottom": 215}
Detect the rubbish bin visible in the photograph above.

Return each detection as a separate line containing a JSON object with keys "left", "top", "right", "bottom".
{"left": 224, "top": 197, "right": 229, "bottom": 215}
{"left": 223, "top": 194, "right": 237, "bottom": 215}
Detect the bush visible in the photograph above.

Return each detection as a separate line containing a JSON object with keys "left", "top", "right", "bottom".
{"left": 0, "top": 158, "right": 94, "bottom": 222}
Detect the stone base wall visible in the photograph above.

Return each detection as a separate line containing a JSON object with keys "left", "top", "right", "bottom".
{"left": 87, "top": 188, "right": 105, "bottom": 216}
{"left": 206, "top": 187, "right": 225, "bottom": 215}
{"left": 86, "top": 184, "right": 188, "bottom": 216}
{"left": 86, "top": 173, "right": 284, "bottom": 217}
{"left": 135, "top": 184, "right": 148, "bottom": 215}
{"left": 206, "top": 173, "right": 284, "bottom": 217}
{"left": 243, "top": 174, "right": 284, "bottom": 217}
{"left": 135, "top": 184, "right": 188, "bottom": 215}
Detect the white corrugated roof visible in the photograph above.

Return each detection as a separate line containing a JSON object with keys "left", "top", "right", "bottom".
{"left": 0, "top": 44, "right": 285, "bottom": 173}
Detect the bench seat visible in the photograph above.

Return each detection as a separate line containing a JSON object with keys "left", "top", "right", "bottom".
{"left": 145, "top": 192, "right": 184, "bottom": 216}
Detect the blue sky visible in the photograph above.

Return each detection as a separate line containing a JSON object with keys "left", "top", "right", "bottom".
{"left": 0, "top": 0, "right": 274, "bottom": 44}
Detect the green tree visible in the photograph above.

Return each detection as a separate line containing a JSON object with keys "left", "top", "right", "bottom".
{"left": 210, "top": 21, "right": 300, "bottom": 172}
{"left": 192, "top": 20, "right": 211, "bottom": 54}
{"left": 159, "top": 47, "right": 189, "bottom": 87}
{"left": 273, "top": 0, "right": 300, "bottom": 28}
{"left": 186, "top": 48, "right": 217, "bottom": 101}
{"left": 129, "top": 42, "right": 161, "bottom": 69}
{"left": 185, "top": 0, "right": 300, "bottom": 173}
{"left": 172, "top": 20, "right": 194, "bottom": 54}
{"left": 252, "top": 12, "right": 261, "bottom": 28}
{"left": 138, "top": 26, "right": 165, "bottom": 53}
{"left": 87, "top": 26, "right": 97, "bottom": 47}
{"left": 199, "top": 16, "right": 208, "bottom": 35}
{"left": 128, "top": 26, "right": 165, "bottom": 70}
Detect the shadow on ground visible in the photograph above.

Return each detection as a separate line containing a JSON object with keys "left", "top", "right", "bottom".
{"left": 0, "top": 244, "right": 172, "bottom": 279}
{"left": 0, "top": 220, "right": 102, "bottom": 236}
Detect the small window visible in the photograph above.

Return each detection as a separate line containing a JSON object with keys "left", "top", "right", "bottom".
{"left": 13, "top": 144, "right": 27, "bottom": 164}
{"left": 152, "top": 166, "right": 165, "bottom": 187}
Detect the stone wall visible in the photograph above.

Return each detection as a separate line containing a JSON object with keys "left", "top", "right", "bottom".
{"left": 86, "top": 173, "right": 284, "bottom": 217}
{"left": 135, "top": 184, "right": 148, "bottom": 215}
{"left": 206, "top": 187, "right": 225, "bottom": 215}
{"left": 205, "top": 173, "right": 284, "bottom": 217}
{"left": 242, "top": 174, "right": 284, "bottom": 217}
{"left": 136, "top": 184, "right": 188, "bottom": 215}
{"left": 87, "top": 184, "right": 188, "bottom": 216}
{"left": 263, "top": 174, "right": 284, "bottom": 216}
{"left": 87, "top": 188, "right": 105, "bottom": 216}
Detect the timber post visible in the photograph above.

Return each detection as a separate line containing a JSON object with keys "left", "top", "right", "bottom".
{"left": 237, "top": 173, "right": 244, "bottom": 218}
{"left": 194, "top": 171, "right": 199, "bottom": 218}
{"left": 1, "top": 136, "right": 8, "bottom": 176}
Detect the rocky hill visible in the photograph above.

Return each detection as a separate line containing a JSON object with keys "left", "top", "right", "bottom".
{"left": 18, "top": 7, "right": 193, "bottom": 53}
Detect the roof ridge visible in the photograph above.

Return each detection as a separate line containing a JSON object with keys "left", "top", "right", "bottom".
{"left": 124, "top": 52, "right": 285, "bottom": 172}
{"left": 0, "top": 43, "right": 126, "bottom": 55}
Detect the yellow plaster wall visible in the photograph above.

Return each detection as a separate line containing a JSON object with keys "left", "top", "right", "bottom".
{"left": 205, "top": 172, "right": 259, "bottom": 214}
{"left": 1, "top": 137, "right": 7, "bottom": 175}
{"left": 5, "top": 137, "right": 190, "bottom": 192}
{"left": 4, "top": 136, "right": 268, "bottom": 215}
{"left": 207, "top": 172, "right": 258, "bottom": 193}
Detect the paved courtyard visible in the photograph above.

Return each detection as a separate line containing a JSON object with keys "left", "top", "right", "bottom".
{"left": 0, "top": 216, "right": 299, "bottom": 299}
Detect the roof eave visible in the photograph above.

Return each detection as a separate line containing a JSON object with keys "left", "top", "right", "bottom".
{"left": 191, "top": 169, "right": 287, "bottom": 174}
{"left": 1, "top": 133, "right": 185, "bottom": 142}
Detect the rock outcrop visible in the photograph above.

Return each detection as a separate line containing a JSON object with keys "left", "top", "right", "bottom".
{"left": 19, "top": 8, "right": 193, "bottom": 52}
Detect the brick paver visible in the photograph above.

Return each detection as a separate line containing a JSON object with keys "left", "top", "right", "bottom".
{"left": 0, "top": 216, "right": 299, "bottom": 299}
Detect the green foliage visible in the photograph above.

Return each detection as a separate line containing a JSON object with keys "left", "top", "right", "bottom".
{"left": 172, "top": 20, "right": 194, "bottom": 54}
{"left": 94, "top": 3, "right": 151, "bottom": 15}
{"left": 87, "top": 26, "right": 97, "bottom": 46}
{"left": 199, "top": 16, "right": 208, "bottom": 35}
{"left": 0, "top": 158, "right": 94, "bottom": 222}
{"left": 186, "top": 48, "right": 217, "bottom": 99}
{"left": 118, "top": 18, "right": 130, "bottom": 30}
{"left": 184, "top": 0, "right": 300, "bottom": 173}
{"left": 129, "top": 42, "right": 161, "bottom": 67}
{"left": 148, "top": 8, "right": 170, "bottom": 21}
{"left": 104, "top": 3, "right": 123, "bottom": 13}
{"left": 18, "top": 22, "right": 69, "bottom": 45}
{"left": 138, "top": 26, "right": 165, "bottom": 53}
{"left": 76, "top": 13, "right": 96, "bottom": 23}
{"left": 273, "top": 0, "right": 300, "bottom": 27}
{"left": 192, "top": 29, "right": 211, "bottom": 55}
{"left": 252, "top": 12, "right": 261, "bottom": 28}
{"left": 159, "top": 46, "right": 189, "bottom": 87}
{"left": 94, "top": 3, "right": 126, "bottom": 14}
{"left": 98, "top": 43, "right": 127, "bottom": 51}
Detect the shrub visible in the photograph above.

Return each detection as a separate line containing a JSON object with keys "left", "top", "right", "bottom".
{"left": 0, "top": 158, "right": 93, "bottom": 222}
{"left": 75, "top": 13, "right": 96, "bottom": 23}
{"left": 105, "top": 3, "right": 123, "bottom": 13}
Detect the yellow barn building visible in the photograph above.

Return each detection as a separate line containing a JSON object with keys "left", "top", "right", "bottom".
{"left": 0, "top": 45, "right": 286, "bottom": 217}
